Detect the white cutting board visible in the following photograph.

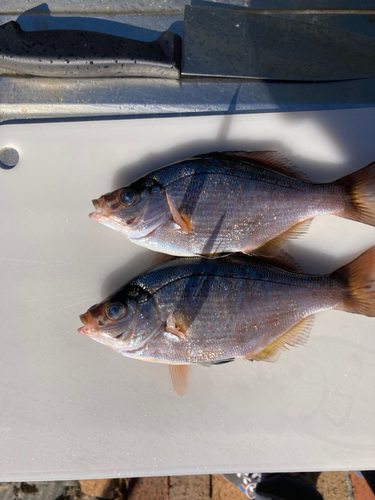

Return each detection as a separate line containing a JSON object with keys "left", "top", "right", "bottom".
{"left": 1, "top": 109, "right": 375, "bottom": 481}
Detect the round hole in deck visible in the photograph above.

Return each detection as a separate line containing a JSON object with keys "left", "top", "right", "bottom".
{"left": 0, "top": 147, "right": 19, "bottom": 170}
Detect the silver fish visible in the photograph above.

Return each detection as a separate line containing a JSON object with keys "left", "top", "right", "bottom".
{"left": 89, "top": 151, "right": 375, "bottom": 258}
{"left": 78, "top": 247, "right": 375, "bottom": 395}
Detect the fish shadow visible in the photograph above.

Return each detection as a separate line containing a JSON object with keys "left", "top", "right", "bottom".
{"left": 112, "top": 136, "right": 295, "bottom": 189}
{"left": 111, "top": 107, "right": 375, "bottom": 189}
{"left": 287, "top": 244, "right": 368, "bottom": 275}
{"left": 275, "top": 108, "right": 375, "bottom": 182}
{"left": 100, "top": 251, "right": 156, "bottom": 299}
{"left": 112, "top": 83, "right": 294, "bottom": 187}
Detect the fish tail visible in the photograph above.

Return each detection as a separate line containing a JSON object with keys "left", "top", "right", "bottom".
{"left": 336, "top": 161, "right": 375, "bottom": 226}
{"left": 333, "top": 246, "right": 375, "bottom": 316}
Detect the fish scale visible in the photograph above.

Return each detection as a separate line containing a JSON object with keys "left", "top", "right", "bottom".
{"left": 145, "top": 167, "right": 341, "bottom": 255}
{"left": 116, "top": 256, "right": 342, "bottom": 363}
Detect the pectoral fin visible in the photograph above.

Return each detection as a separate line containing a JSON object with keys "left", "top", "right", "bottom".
{"left": 166, "top": 193, "right": 192, "bottom": 233}
{"left": 247, "top": 315, "right": 314, "bottom": 363}
{"left": 166, "top": 313, "right": 188, "bottom": 342}
{"left": 169, "top": 364, "right": 189, "bottom": 396}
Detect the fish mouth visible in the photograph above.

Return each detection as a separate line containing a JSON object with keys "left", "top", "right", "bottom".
{"left": 78, "top": 325, "right": 91, "bottom": 336}
{"left": 78, "top": 312, "right": 96, "bottom": 336}
{"left": 89, "top": 211, "right": 109, "bottom": 222}
{"left": 89, "top": 197, "right": 111, "bottom": 221}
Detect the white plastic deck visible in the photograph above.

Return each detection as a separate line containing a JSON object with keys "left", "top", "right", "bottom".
{"left": 1, "top": 110, "right": 375, "bottom": 480}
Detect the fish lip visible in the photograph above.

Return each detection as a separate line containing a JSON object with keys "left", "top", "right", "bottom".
{"left": 90, "top": 197, "right": 111, "bottom": 220}
{"left": 79, "top": 313, "right": 88, "bottom": 325}
{"left": 78, "top": 312, "right": 98, "bottom": 336}
{"left": 92, "top": 198, "right": 100, "bottom": 210}
{"left": 89, "top": 210, "right": 110, "bottom": 221}
{"left": 78, "top": 325, "right": 92, "bottom": 336}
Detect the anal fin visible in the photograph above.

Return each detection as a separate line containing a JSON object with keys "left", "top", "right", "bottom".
{"left": 249, "top": 219, "right": 312, "bottom": 271}
{"left": 247, "top": 315, "right": 314, "bottom": 363}
{"left": 247, "top": 249, "right": 302, "bottom": 273}
{"left": 152, "top": 253, "right": 174, "bottom": 266}
{"left": 169, "top": 365, "right": 189, "bottom": 396}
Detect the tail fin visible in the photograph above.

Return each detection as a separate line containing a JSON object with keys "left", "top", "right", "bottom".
{"left": 336, "top": 162, "right": 375, "bottom": 226}
{"left": 333, "top": 246, "right": 375, "bottom": 316}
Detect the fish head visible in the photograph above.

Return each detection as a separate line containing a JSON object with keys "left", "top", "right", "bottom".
{"left": 89, "top": 178, "right": 170, "bottom": 240}
{"left": 78, "top": 284, "right": 162, "bottom": 354}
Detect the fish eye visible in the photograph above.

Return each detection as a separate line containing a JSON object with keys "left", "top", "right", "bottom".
{"left": 105, "top": 302, "right": 126, "bottom": 321}
{"left": 119, "top": 189, "right": 139, "bottom": 207}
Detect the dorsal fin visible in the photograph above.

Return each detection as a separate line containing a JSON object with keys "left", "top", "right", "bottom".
{"left": 169, "top": 365, "right": 189, "bottom": 396}
{"left": 247, "top": 315, "right": 314, "bottom": 363}
{"left": 223, "top": 151, "right": 309, "bottom": 181}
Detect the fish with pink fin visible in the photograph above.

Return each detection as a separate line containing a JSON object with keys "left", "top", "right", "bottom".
{"left": 90, "top": 151, "right": 375, "bottom": 261}
{"left": 79, "top": 247, "right": 375, "bottom": 396}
